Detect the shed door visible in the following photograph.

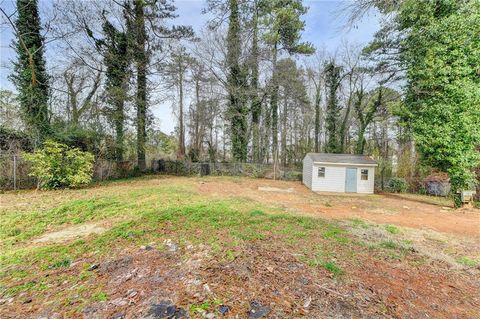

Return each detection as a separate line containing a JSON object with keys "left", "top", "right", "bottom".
{"left": 345, "top": 168, "right": 357, "bottom": 193}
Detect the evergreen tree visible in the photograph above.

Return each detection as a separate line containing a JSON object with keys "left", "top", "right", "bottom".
{"left": 262, "top": 0, "right": 314, "bottom": 163}
{"left": 164, "top": 47, "right": 192, "bottom": 159}
{"left": 125, "top": 0, "right": 192, "bottom": 170}
{"left": 11, "top": 0, "right": 50, "bottom": 142}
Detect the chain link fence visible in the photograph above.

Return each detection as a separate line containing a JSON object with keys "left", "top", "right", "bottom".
{"left": 0, "top": 154, "right": 140, "bottom": 191}
{"left": 0, "top": 154, "right": 36, "bottom": 190}
{"left": 154, "top": 160, "right": 302, "bottom": 181}
{"left": 1, "top": 155, "right": 302, "bottom": 191}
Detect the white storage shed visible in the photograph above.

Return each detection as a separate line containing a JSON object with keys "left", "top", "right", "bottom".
{"left": 303, "top": 153, "right": 378, "bottom": 194}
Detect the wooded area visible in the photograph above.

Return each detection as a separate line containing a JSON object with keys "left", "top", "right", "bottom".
{"left": 0, "top": 0, "right": 479, "bottom": 205}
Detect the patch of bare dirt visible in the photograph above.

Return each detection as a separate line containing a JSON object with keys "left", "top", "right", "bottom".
{"left": 32, "top": 223, "right": 107, "bottom": 244}
{"left": 195, "top": 178, "right": 480, "bottom": 238}
{"left": 353, "top": 258, "right": 480, "bottom": 319}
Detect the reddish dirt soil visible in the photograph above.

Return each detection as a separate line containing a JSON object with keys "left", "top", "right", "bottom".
{"left": 2, "top": 236, "right": 478, "bottom": 319}
{"left": 195, "top": 178, "right": 480, "bottom": 238}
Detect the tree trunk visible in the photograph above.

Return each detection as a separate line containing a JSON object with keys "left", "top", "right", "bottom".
{"left": 227, "top": 0, "right": 247, "bottom": 162}
{"left": 314, "top": 82, "right": 321, "bottom": 152}
{"left": 281, "top": 92, "right": 287, "bottom": 166}
{"left": 271, "top": 43, "right": 279, "bottom": 171}
{"left": 324, "top": 61, "right": 341, "bottom": 154}
{"left": 250, "top": 2, "right": 261, "bottom": 163}
{"left": 114, "top": 98, "right": 125, "bottom": 162}
{"left": 177, "top": 59, "right": 185, "bottom": 159}
{"left": 262, "top": 101, "right": 271, "bottom": 163}
{"left": 134, "top": 0, "right": 147, "bottom": 171}
{"left": 339, "top": 96, "right": 352, "bottom": 153}
{"left": 355, "top": 126, "right": 366, "bottom": 155}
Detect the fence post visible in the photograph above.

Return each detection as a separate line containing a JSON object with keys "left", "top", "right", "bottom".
{"left": 13, "top": 155, "right": 17, "bottom": 190}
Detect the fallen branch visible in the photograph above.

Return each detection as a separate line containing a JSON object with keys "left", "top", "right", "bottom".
{"left": 315, "top": 284, "right": 349, "bottom": 298}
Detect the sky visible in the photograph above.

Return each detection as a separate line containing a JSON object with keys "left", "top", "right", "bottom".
{"left": 0, "top": 0, "right": 380, "bottom": 134}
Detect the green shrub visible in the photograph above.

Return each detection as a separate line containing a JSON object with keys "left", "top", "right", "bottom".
{"left": 387, "top": 177, "right": 408, "bottom": 193}
{"left": 23, "top": 140, "right": 95, "bottom": 189}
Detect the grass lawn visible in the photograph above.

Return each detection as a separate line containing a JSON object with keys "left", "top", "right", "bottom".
{"left": 1, "top": 176, "right": 479, "bottom": 318}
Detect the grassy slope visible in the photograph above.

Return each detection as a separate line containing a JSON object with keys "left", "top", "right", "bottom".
{"left": 0, "top": 178, "right": 348, "bottom": 295}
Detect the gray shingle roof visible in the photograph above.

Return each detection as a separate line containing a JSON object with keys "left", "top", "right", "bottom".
{"left": 305, "top": 153, "right": 377, "bottom": 165}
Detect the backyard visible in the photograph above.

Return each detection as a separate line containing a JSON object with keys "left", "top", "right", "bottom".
{"left": 0, "top": 176, "right": 479, "bottom": 318}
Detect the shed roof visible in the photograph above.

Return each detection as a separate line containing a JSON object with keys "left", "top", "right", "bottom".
{"left": 305, "top": 153, "right": 377, "bottom": 166}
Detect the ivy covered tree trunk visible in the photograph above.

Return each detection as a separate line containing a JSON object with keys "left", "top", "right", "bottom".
{"left": 227, "top": 0, "right": 248, "bottom": 162}
{"left": 250, "top": 4, "right": 261, "bottom": 163}
{"left": 324, "top": 61, "right": 342, "bottom": 153}
{"left": 133, "top": 0, "right": 147, "bottom": 171}
{"left": 313, "top": 82, "right": 321, "bottom": 152}
{"left": 11, "top": 0, "right": 50, "bottom": 142}
{"left": 99, "top": 19, "right": 130, "bottom": 162}
{"left": 177, "top": 58, "right": 186, "bottom": 159}
{"left": 355, "top": 87, "right": 380, "bottom": 155}
{"left": 339, "top": 94, "right": 352, "bottom": 153}
{"left": 114, "top": 99, "right": 126, "bottom": 162}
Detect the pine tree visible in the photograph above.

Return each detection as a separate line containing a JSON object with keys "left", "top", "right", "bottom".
{"left": 125, "top": 0, "right": 193, "bottom": 170}
{"left": 263, "top": 0, "right": 314, "bottom": 163}
{"left": 11, "top": 0, "right": 50, "bottom": 142}
{"left": 164, "top": 47, "right": 192, "bottom": 159}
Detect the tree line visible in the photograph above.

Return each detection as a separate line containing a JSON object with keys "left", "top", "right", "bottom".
{"left": 1, "top": 0, "right": 478, "bottom": 204}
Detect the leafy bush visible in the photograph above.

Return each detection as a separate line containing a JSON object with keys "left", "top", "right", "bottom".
{"left": 24, "top": 140, "right": 95, "bottom": 189}
{"left": 386, "top": 177, "right": 408, "bottom": 193}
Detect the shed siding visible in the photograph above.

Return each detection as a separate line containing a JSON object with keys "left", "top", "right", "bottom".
{"left": 356, "top": 167, "right": 375, "bottom": 194}
{"left": 302, "top": 156, "right": 313, "bottom": 188}
{"left": 311, "top": 165, "right": 346, "bottom": 192}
